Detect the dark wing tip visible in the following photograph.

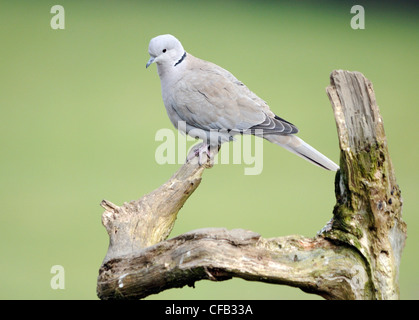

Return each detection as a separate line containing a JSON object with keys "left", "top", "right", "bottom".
{"left": 274, "top": 115, "right": 299, "bottom": 134}
{"left": 245, "top": 114, "right": 299, "bottom": 135}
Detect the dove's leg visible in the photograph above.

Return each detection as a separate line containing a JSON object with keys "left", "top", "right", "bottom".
{"left": 187, "top": 143, "right": 220, "bottom": 165}
{"left": 197, "top": 143, "right": 211, "bottom": 165}
{"left": 187, "top": 142, "right": 210, "bottom": 165}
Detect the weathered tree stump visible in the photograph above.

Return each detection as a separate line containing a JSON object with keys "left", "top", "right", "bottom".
{"left": 324, "top": 70, "right": 406, "bottom": 299}
{"left": 96, "top": 70, "right": 406, "bottom": 300}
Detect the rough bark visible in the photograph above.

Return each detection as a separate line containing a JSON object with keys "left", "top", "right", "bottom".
{"left": 324, "top": 70, "right": 406, "bottom": 299}
{"left": 97, "top": 70, "right": 406, "bottom": 300}
{"left": 100, "top": 148, "right": 211, "bottom": 262}
{"left": 98, "top": 228, "right": 369, "bottom": 300}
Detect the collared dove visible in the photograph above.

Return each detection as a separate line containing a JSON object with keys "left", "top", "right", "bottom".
{"left": 146, "top": 34, "right": 339, "bottom": 171}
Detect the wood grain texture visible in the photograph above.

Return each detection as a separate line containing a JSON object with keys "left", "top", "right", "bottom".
{"left": 97, "top": 228, "right": 368, "bottom": 300}
{"left": 325, "top": 70, "right": 406, "bottom": 299}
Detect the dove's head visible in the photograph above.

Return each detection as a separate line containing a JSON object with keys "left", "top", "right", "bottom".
{"left": 146, "top": 34, "right": 185, "bottom": 70}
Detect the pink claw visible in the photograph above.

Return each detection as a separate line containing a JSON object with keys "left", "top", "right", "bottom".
{"left": 187, "top": 143, "right": 211, "bottom": 165}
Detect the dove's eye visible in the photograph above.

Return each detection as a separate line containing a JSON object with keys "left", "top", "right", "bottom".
{"left": 162, "top": 49, "right": 167, "bottom": 53}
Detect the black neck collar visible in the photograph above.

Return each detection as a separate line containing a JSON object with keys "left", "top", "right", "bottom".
{"left": 174, "top": 52, "right": 187, "bottom": 67}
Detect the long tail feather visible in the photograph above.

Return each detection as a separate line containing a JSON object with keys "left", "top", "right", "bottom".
{"left": 264, "top": 134, "right": 339, "bottom": 171}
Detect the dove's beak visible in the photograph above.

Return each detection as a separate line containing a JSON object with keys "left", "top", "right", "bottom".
{"left": 146, "top": 57, "right": 155, "bottom": 68}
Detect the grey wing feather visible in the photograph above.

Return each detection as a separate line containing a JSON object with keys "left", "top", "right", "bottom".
{"left": 172, "top": 54, "right": 297, "bottom": 135}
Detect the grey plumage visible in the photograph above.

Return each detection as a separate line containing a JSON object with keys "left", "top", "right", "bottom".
{"left": 146, "top": 34, "right": 339, "bottom": 171}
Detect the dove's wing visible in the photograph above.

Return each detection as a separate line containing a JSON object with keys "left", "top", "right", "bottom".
{"left": 170, "top": 54, "right": 297, "bottom": 135}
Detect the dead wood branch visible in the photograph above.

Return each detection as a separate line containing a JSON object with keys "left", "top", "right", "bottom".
{"left": 97, "top": 70, "right": 406, "bottom": 300}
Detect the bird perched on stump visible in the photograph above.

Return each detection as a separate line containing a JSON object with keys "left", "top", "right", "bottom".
{"left": 146, "top": 34, "right": 339, "bottom": 171}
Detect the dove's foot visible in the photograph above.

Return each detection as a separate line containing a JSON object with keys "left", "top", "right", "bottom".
{"left": 197, "top": 144, "right": 211, "bottom": 165}
{"left": 187, "top": 143, "right": 221, "bottom": 167}
{"left": 188, "top": 142, "right": 223, "bottom": 167}
{"left": 187, "top": 142, "right": 210, "bottom": 165}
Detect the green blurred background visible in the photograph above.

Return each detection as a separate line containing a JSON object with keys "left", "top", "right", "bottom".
{"left": 0, "top": 0, "right": 418, "bottom": 300}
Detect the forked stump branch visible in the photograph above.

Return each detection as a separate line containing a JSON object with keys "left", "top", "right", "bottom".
{"left": 97, "top": 70, "right": 406, "bottom": 300}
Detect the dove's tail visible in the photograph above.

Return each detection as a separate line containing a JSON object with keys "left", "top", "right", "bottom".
{"left": 264, "top": 134, "right": 339, "bottom": 171}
